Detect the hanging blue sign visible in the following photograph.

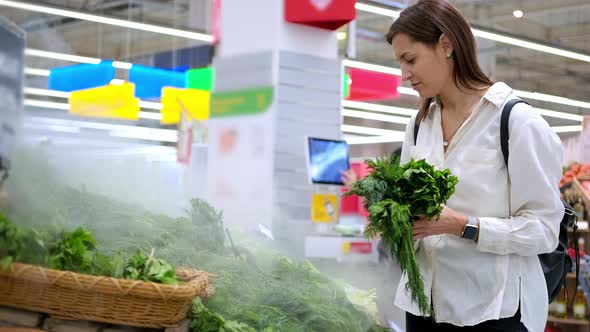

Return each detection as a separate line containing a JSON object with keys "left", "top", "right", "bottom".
{"left": 49, "top": 61, "right": 115, "bottom": 92}
{"left": 129, "top": 64, "right": 185, "bottom": 99}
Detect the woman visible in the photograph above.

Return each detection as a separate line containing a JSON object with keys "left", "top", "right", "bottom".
{"left": 345, "top": 0, "right": 564, "bottom": 331}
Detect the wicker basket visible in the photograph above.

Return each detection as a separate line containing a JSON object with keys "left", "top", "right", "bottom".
{"left": 175, "top": 267, "right": 216, "bottom": 298}
{"left": 0, "top": 263, "right": 209, "bottom": 328}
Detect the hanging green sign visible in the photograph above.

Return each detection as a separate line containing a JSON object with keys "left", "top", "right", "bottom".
{"left": 210, "top": 86, "right": 273, "bottom": 117}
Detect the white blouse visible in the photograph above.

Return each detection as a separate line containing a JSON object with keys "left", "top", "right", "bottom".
{"left": 395, "top": 82, "right": 564, "bottom": 332}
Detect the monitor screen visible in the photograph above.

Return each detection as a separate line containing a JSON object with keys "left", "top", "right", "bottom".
{"left": 307, "top": 137, "right": 350, "bottom": 185}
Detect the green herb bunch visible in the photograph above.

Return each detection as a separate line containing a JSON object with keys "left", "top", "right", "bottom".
{"left": 46, "top": 227, "right": 118, "bottom": 276}
{"left": 47, "top": 227, "right": 96, "bottom": 272}
{"left": 123, "top": 249, "right": 179, "bottom": 285}
{"left": 189, "top": 298, "right": 257, "bottom": 332}
{"left": 0, "top": 213, "right": 45, "bottom": 269}
{"left": 344, "top": 155, "right": 458, "bottom": 316}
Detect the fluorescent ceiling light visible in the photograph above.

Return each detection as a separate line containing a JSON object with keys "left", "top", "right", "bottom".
{"left": 349, "top": 88, "right": 582, "bottom": 123}
{"left": 110, "top": 127, "right": 177, "bottom": 142}
{"left": 112, "top": 61, "right": 133, "bottom": 70}
{"left": 25, "top": 49, "right": 101, "bottom": 64}
{"left": 343, "top": 100, "right": 417, "bottom": 117}
{"left": 552, "top": 125, "right": 583, "bottom": 133}
{"left": 399, "top": 87, "right": 584, "bottom": 122}
{"left": 23, "top": 88, "right": 163, "bottom": 115}
{"left": 24, "top": 67, "right": 50, "bottom": 77}
{"left": 27, "top": 116, "right": 177, "bottom": 142}
{"left": 24, "top": 87, "right": 71, "bottom": 98}
{"left": 83, "top": 146, "right": 176, "bottom": 157}
{"left": 0, "top": 0, "right": 213, "bottom": 42}
{"left": 397, "top": 86, "right": 419, "bottom": 96}
{"left": 342, "top": 133, "right": 366, "bottom": 138}
{"left": 24, "top": 122, "right": 81, "bottom": 134}
{"left": 138, "top": 111, "right": 163, "bottom": 120}
{"left": 342, "top": 124, "right": 403, "bottom": 136}
{"left": 355, "top": 3, "right": 400, "bottom": 18}
{"left": 343, "top": 59, "right": 402, "bottom": 76}
{"left": 24, "top": 99, "right": 69, "bottom": 110}
{"left": 342, "top": 108, "right": 410, "bottom": 124}
{"left": 535, "top": 108, "right": 583, "bottom": 121}
{"left": 346, "top": 135, "right": 404, "bottom": 145}
{"left": 109, "top": 79, "right": 125, "bottom": 85}
{"left": 343, "top": 125, "right": 580, "bottom": 145}
{"left": 138, "top": 101, "right": 163, "bottom": 110}
{"left": 514, "top": 90, "right": 590, "bottom": 110}
{"left": 471, "top": 28, "right": 590, "bottom": 63}
{"left": 25, "top": 53, "right": 132, "bottom": 69}
{"left": 513, "top": 10, "right": 524, "bottom": 18}
{"left": 355, "top": 4, "right": 590, "bottom": 63}
{"left": 25, "top": 96, "right": 161, "bottom": 121}
{"left": 345, "top": 60, "right": 590, "bottom": 112}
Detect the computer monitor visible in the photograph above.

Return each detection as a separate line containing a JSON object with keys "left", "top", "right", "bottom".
{"left": 306, "top": 137, "right": 350, "bottom": 185}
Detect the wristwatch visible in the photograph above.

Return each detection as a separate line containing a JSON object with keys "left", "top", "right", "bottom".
{"left": 461, "top": 216, "right": 478, "bottom": 240}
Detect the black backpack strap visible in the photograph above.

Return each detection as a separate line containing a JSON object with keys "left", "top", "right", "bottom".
{"left": 574, "top": 222, "right": 580, "bottom": 305}
{"left": 500, "top": 98, "right": 580, "bottom": 303}
{"left": 500, "top": 99, "right": 530, "bottom": 167}
{"left": 413, "top": 119, "right": 419, "bottom": 145}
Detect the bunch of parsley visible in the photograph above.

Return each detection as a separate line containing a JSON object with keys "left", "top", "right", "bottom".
{"left": 123, "top": 249, "right": 178, "bottom": 285}
{"left": 0, "top": 213, "right": 45, "bottom": 269}
{"left": 344, "top": 155, "right": 458, "bottom": 316}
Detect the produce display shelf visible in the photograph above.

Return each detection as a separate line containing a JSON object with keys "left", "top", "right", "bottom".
{"left": 547, "top": 316, "right": 590, "bottom": 325}
{"left": 569, "top": 228, "right": 590, "bottom": 233}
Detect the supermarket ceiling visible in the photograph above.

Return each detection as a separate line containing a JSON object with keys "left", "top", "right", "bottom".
{"left": 353, "top": 0, "right": 590, "bottom": 105}
{"left": 2, "top": 0, "right": 590, "bottom": 153}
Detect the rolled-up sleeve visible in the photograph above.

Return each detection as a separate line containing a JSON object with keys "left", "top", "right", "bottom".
{"left": 476, "top": 115, "right": 564, "bottom": 256}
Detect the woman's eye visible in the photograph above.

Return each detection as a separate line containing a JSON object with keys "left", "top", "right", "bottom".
{"left": 407, "top": 58, "right": 415, "bottom": 64}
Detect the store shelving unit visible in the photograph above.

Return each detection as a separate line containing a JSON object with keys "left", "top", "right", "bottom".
{"left": 548, "top": 177, "right": 590, "bottom": 332}
{"left": 547, "top": 266, "right": 590, "bottom": 332}
{"left": 547, "top": 317, "right": 589, "bottom": 332}
{"left": 548, "top": 316, "right": 589, "bottom": 325}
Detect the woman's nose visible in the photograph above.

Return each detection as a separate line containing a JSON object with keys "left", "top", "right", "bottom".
{"left": 401, "top": 66, "right": 412, "bottom": 81}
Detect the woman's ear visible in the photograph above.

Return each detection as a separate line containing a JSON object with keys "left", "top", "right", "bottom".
{"left": 438, "top": 33, "right": 454, "bottom": 58}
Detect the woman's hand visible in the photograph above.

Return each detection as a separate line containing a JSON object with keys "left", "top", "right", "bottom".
{"left": 340, "top": 169, "right": 358, "bottom": 189}
{"left": 412, "top": 205, "right": 469, "bottom": 240}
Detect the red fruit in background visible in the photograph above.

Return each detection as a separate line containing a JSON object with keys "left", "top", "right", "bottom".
{"left": 571, "top": 163, "right": 581, "bottom": 173}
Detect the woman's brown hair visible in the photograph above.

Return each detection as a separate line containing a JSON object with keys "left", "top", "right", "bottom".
{"left": 386, "top": 0, "right": 493, "bottom": 123}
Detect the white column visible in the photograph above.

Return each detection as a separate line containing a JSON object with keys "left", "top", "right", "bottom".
{"left": 207, "top": 0, "right": 343, "bottom": 253}
{"left": 218, "top": 0, "right": 338, "bottom": 59}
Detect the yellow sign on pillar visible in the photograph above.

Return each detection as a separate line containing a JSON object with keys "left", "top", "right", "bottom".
{"left": 161, "top": 87, "right": 210, "bottom": 124}
{"left": 69, "top": 82, "right": 139, "bottom": 120}
{"left": 311, "top": 193, "right": 338, "bottom": 223}
{"left": 342, "top": 241, "right": 351, "bottom": 254}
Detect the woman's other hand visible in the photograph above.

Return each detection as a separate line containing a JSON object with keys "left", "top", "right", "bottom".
{"left": 340, "top": 169, "right": 358, "bottom": 189}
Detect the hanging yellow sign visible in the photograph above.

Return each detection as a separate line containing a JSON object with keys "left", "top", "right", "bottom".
{"left": 161, "top": 87, "right": 210, "bottom": 124}
{"left": 69, "top": 82, "right": 139, "bottom": 120}
{"left": 311, "top": 193, "right": 338, "bottom": 223}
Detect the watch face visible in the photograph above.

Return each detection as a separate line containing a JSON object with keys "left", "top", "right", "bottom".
{"left": 462, "top": 225, "right": 478, "bottom": 240}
